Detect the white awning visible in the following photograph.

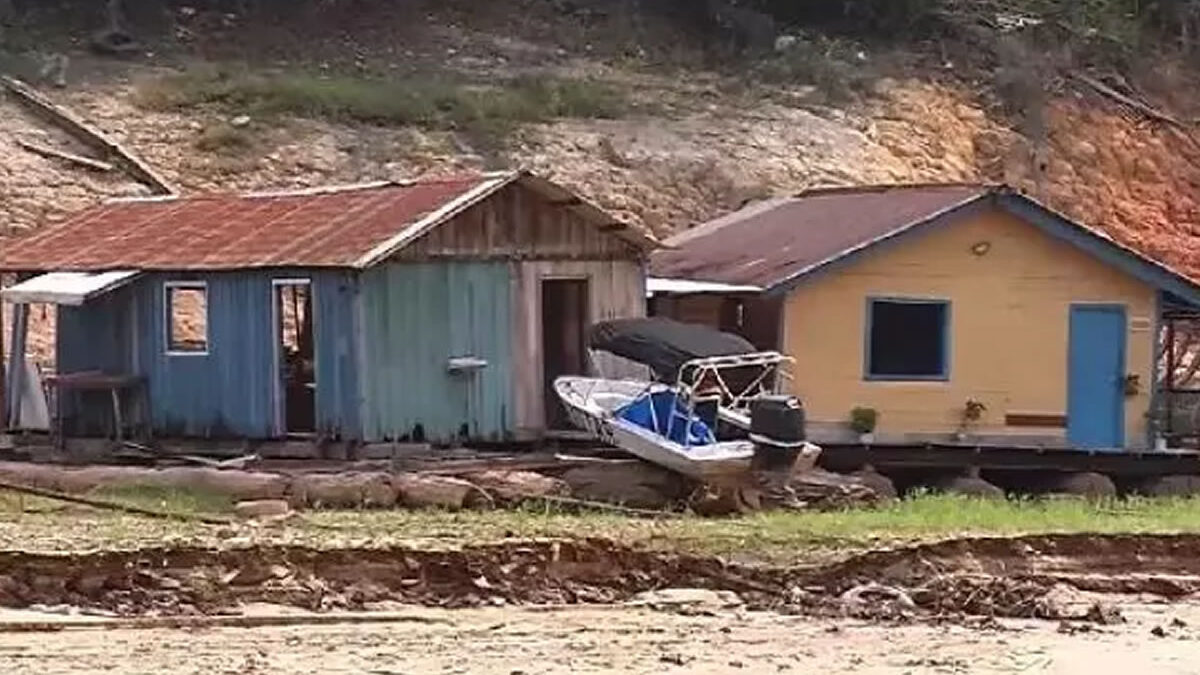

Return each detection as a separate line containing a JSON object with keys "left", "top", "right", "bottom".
{"left": 1, "top": 270, "right": 141, "bottom": 306}
{"left": 646, "top": 277, "right": 764, "bottom": 297}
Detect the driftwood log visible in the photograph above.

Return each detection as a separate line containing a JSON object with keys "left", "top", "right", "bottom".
{"left": 16, "top": 140, "right": 114, "bottom": 172}
{"left": 290, "top": 472, "right": 396, "bottom": 509}
{"left": 0, "top": 75, "right": 175, "bottom": 194}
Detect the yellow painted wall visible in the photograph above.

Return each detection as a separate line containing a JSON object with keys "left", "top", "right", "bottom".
{"left": 782, "top": 207, "right": 1156, "bottom": 447}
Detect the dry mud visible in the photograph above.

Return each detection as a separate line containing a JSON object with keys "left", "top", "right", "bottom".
{"left": 4, "top": 534, "right": 1200, "bottom": 673}
{"left": 1, "top": 533, "right": 1199, "bottom": 622}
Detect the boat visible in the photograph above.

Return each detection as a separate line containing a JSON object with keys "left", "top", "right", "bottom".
{"left": 555, "top": 317, "right": 820, "bottom": 483}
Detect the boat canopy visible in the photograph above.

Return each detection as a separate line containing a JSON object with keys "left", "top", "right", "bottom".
{"left": 588, "top": 317, "right": 757, "bottom": 381}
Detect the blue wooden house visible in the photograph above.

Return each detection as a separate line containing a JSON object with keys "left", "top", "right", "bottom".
{"left": 0, "top": 170, "right": 654, "bottom": 443}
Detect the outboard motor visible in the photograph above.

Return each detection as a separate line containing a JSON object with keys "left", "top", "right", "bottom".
{"left": 748, "top": 395, "right": 808, "bottom": 499}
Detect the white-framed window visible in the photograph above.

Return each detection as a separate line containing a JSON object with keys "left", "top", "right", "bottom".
{"left": 164, "top": 281, "right": 209, "bottom": 355}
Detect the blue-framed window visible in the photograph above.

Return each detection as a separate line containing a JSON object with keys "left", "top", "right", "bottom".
{"left": 865, "top": 298, "right": 950, "bottom": 381}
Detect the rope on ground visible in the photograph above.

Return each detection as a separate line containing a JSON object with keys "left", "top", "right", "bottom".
{"left": 518, "top": 493, "right": 683, "bottom": 519}
{"left": 0, "top": 611, "right": 454, "bottom": 634}
{"left": 0, "top": 480, "right": 234, "bottom": 526}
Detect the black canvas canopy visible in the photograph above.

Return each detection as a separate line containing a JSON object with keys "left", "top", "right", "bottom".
{"left": 588, "top": 317, "right": 757, "bottom": 381}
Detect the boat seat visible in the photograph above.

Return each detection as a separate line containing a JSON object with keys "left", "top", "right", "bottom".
{"left": 616, "top": 390, "right": 716, "bottom": 447}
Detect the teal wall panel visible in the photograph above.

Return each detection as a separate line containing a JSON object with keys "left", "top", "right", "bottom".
{"left": 361, "top": 261, "right": 513, "bottom": 442}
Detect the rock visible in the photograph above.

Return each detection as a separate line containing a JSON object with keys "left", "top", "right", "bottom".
{"left": 392, "top": 473, "right": 492, "bottom": 510}
{"left": 560, "top": 461, "right": 689, "bottom": 509}
{"left": 932, "top": 475, "right": 1005, "bottom": 498}
{"left": 788, "top": 468, "right": 891, "bottom": 509}
{"left": 1047, "top": 472, "right": 1117, "bottom": 499}
{"left": 462, "top": 470, "right": 570, "bottom": 504}
{"left": 234, "top": 499, "right": 292, "bottom": 519}
{"left": 840, "top": 582, "right": 917, "bottom": 611}
{"left": 290, "top": 472, "right": 396, "bottom": 508}
{"left": 628, "top": 588, "right": 743, "bottom": 613}
{"left": 850, "top": 468, "right": 898, "bottom": 500}
{"left": 1133, "top": 474, "right": 1200, "bottom": 497}
{"left": 230, "top": 115, "right": 252, "bottom": 128}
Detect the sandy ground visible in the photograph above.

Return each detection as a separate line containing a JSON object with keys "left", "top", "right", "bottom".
{"left": 2, "top": 599, "right": 1200, "bottom": 675}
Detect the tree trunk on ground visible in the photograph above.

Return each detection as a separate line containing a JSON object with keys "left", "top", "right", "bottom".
{"left": 290, "top": 472, "right": 396, "bottom": 508}
{"left": 392, "top": 473, "right": 493, "bottom": 510}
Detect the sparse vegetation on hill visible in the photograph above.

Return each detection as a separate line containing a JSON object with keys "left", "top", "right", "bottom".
{"left": 138, "top": 67, "right": 630, "bottom": 147}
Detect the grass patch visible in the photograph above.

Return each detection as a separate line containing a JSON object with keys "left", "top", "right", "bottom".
{"left": 3, "top": 491, "right": 1200, "bottom": 561}
{"left": 86, "top": 483, "right": 240, "bottom": 515}
{"left": 138, "top": 67, "right": 629, "bottom": 145}
{"left": 304, "top": 493, "right": 1200, "bottom": 565}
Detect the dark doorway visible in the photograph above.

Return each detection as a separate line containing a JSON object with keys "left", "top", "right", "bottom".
{"left": 274, "top": 280, "right": 315, "bottom": 435}
{"left": 542, "top": 278, "right": 589, "bottom": 429}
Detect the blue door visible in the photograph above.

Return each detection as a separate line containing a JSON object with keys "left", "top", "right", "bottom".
{"left": 1067, "top": 305, "right": 1126, "bottom": 449}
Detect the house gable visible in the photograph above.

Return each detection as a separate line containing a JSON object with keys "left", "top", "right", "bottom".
{"left": 390, "top": 182, "right": 644, "bottom": 262}
{"left": 768, "top": 191, "right": 1200, "bottom": 307}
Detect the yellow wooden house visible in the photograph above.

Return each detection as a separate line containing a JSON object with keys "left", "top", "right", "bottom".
{"left": 650, "top": 185, "right": 1200, "bottom": 450}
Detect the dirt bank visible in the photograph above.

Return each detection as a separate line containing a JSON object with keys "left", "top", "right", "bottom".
{"left": 3, "top": 533, "right": 1200, "bottom": 621}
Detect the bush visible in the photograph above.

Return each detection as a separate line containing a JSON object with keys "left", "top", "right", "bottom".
{"left": 193, "top": 122, "right": 255, "bottom": 154}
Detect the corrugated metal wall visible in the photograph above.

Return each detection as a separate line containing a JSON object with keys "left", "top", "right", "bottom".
{"left": 57, "top": 286, "right": 138, "bottom": 434}
{"left": 57, "top": 270, "right": 360, "bottom": 439}
{"left": 360, "top": 261, "right": 513, "bottom": 443}
{"left": 312, "top": 271, "right": 362, "bottom": 438}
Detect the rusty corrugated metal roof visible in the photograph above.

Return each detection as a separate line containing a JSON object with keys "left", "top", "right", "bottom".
{"left": 651, "top": 184, "right": 990, "bottom": 289}
{"left": 0, "top": 170, "right": 651, "bottom": 272}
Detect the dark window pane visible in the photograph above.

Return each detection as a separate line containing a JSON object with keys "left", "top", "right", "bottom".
{"left": 868, "top": 301, "right": 946, "bottom": 378}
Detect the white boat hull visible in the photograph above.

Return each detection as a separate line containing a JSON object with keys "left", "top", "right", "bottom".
{"left": 554, "top": 376, "right": 760, "bottom": 481}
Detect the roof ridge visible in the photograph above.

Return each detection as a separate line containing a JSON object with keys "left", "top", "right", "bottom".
{"left": 103, "top": 170, "right": 519, "bottom": 204}
{"left": 796, "top": 182, "right": 998, "bottom": 198}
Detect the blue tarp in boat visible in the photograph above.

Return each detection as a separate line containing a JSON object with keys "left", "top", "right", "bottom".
{"left": 616, "top": 389, "right": 716, "bottom": 447}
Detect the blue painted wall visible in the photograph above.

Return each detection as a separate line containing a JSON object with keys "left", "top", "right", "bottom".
{"left": 360, "top": 261, "right": 514, "bottom": 442}
{"left": 58, "top": 270, "right": 361, "bottom": 439}
{"left": 58, "top": 263, "right": 516, "bottom": 442}
{"left": 312, "top": 271, "right": 362, "bottom": 438}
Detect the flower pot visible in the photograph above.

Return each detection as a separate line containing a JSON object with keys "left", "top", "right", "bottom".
{"left": 1155, "top": 436, "right": 1168, "bottom": 452}
{"left": 858, "top": 432, "right": 874, "bottom": 445}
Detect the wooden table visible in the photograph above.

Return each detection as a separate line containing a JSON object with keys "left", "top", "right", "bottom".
{"left": 44, "top": 371, "right": 148, "bottom": 448}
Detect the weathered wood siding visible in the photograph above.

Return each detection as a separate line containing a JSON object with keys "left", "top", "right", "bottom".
{"left": 396, "top": 183, "right": 642, "bottom": 261}
{"left": 649, "top": 294, "right": 783, "bottom": 351}
{"left": 511, "top": 259, "right": 647, "bottom": 435}
{"left": 781, "top": 207, "right": 1156, "bottom": 448}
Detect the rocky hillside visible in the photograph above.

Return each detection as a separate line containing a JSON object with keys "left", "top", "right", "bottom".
{"left": 3, "top": 1, "right": 1200, "bottom": 313}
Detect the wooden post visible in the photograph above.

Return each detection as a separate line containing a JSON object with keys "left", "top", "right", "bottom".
{"left": 0, "top": 276, "right": 6, "bottom": 434}
{"left": 4, "top": 302, "right": 28, "bottom": 429}
{"left": 1166, "top": 317, "right": 1177, "bottom": 439}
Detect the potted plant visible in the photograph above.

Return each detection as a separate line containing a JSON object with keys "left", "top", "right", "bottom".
{"left": 849, "top": 407, "right": 878, "bottom": 444}
{"left": 956, "top": 398, "right": 987, "bottom": 442}
{"left": 1145, "top": 403, "right": 1168, "bottom": 451}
